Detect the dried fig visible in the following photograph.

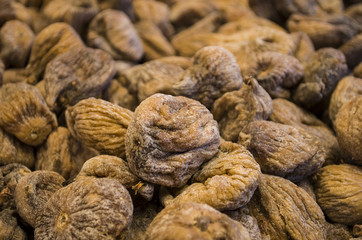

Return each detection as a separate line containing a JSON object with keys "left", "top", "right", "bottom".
{"left": 43, "top": 47, "right": 115, "bottom": 113}
{"left": 0, "top": 164, "right": 31, "bottom": 211}
{"left": 76, "top": 155, "right": 154, "bottom": 201}
{"left": 172, "top": 46, "right": 243, "bottom": 109}
{"left": 121, "top": 59, "right": 184, "bottom": 102}
{"left": 133, "top": 0, "right": 174, "bottom": 39}
{"left": 36, "top": 127, "right": 98, "bottom": 179}
{"left": 166, "top": 140, "right": 261, "bottom": 211}
{"left": 42, "top": 0, "right": 98, "bottom": 34}
{"left": 135, "top": 21, "right": 175, "bottom": 61}
{"left": 25, "top": 22, "right": 85, "bottom": 84}
{"left": 240, "top": 120, "right": 325, "bottom": 182}
{"left": 145, "top": 202, "right": 251, "bottom": 240}
{"left": 14, "top": 170, "right": 65, "bottom": 228}
{"left": 0, "top": 209, "right": 27, "bottom": 240}
{"left": 247, "top": 51, "right": 303, "bottom": 99}
{"left": 314, "top": 164, "right": 362, "bottom": 225}
{"left": 0, "top": 127, "right": 34, "bottom": 168}
{"left": 335, "top": 96, "right": 362, "bottom": 165}
{"left": 287, "top": 14, "right": 360, "bottom": 49}
{"left": 34, "top": 177, "right": 133, "bottom": 239}
{"left": 249, "top": 174, "right": 327, "bottom": 240}
{"left": 88, "top": 9, "right": 143, "bottom": 62}
{"left": 0, "top": 82, "right": 57, "bottom": 146}
{"left": 125, "top": 93, "right": 220, "bottom": 187}
{"left": 66, "top": 97, "right": 133, "bottom": 159}
{"left": 293, "top": 47, "right": 348, "bottom": 109}
{"left": 270, "top": 98, "right": 340, "bottom": 165}
{"left": 212, "top": 77, "right": 273, "bottom": 142}
{"left": 0, "top": 20, "right": 34, "bottom": 68}
{"left": 329, "top": 76, "right": 362, "bottom": 126}
{"left": 339, "top": 33, "right": 362, "bottom": 69}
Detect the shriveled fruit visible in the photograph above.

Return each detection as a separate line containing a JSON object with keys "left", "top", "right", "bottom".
{"left": 270, "top": 98, "right": 340, "bottom": 165}
{"left": 0, "top": 209, "right": 27, "bottom": 240}
{"left": 165, "top": 140, "right": 261, "bottom": 211}
{"left": 125, "top": 93, "right": 220, "bottom": 187}
{"left": 171, "top": 46, "right": 243, "bottom": 109}
{"left": 66, "top": 98, "right": 133, "bottom": 159}
{"left": 240, "top": 120, "right": 325, "bottom": 182}
{"left": 314, "top": 164, "right": 362, "bottom": 226}
{"left": 24, "top": 22, "right": 85, "bottom": 84}
{"left": 247, "top": 51, "right": 303, "bottom": 99}
{"left": 212, "top": 77, "right": 273, "bottom": 142}
{"left": 0, "top": 164, "right": 31, "bottom": 211}
{"left": 36, "top": 127, "right": 98, "bottom": 179}
{"left": 293, "top": 48, "right": 348, "bottom": 109}
{"left": 329, "top": 76, "right": 362, "bottom": 127}
{"left": 145, "top": 202, "right": 251, "bottom": 240}
{"left": 121, "top": 59, "right": 184, "bottom": 103}
{"left": 0, "top": 20, "right": 34, "bottom": 68}
{"left": 35, "top": 177, "right": 133, "bottom": 239}
{"left": 0, "top": 82, "right": 57, "bottom": 146}
{"left": 76, "top": 155, "right": 154, "bottom": 201}
{"left": 14, "top": 170, "right": 65, "bottom": 228}
{"left": 43, "top": 47, "right": 115, "bottom": 113}
{"left": 249, "top": 174, "right": 327, "bottom": 240}
{"left": 0, "top": 127, "right": 34, "bottom": 168}
{"left": 335, "top": 96, "right": 362, "bottom": 165}
{"left": 88, "top": 9, "right": 143, "bottom": 62}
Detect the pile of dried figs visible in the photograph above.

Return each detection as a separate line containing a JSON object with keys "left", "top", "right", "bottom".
{"left": 0, "top": 0, "right": 361, "bottom": 239}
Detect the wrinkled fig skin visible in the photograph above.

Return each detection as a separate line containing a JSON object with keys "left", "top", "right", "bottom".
{"left": 249, "top": 174, "right": 327, "bottom": 240}
{"left": 335, "top": 97, "right": 362, "bottom": 165}
{"left": 0, "top": 164, "right": 31, "bottom": 211}
{"left": 0, "top": 83, "right": 57, "bottom": 146}
{"left": 293, "top": 48, "right": 348, "bottom": 109}
{"left": 0, "top": 127, "right": 34, "bottom": 168}
{"left": 172, "top": 46, "right": 243, "bottom": 109}
{"left": 0, "top": 209, "right": 27, "bottom": 240}
{"left": 42, "top": 0, "right": 98, "bottom": 34}
{"left": 121, "top": 60, "right": 185, "bottom": 103}
{"left": 212, "top": 77, "right": 273, "bottom": 142}
{"left": 167, "top": 140, "right": 261, "bottom": 211}
{"left": 14, "top": 170, "right": 65, "bottom": 228}
{"left": 0, "top": 20, "right": 34, "bottom": 68}
{"left": 66, "top": 98, "right": 133, "bottom": 159}
{"left": 241, "top": 120, "right": 325, "bottom": 182}
{"left": 125, "top": 93, "right": 220, "bottom": 188}
{"left": 275, "top": 0, "right": 318, "bottom": 18}
{"left": 145, "top": 202, "right": 251, "bottom": 240}
{"left": 88, "top": 9, "right": 144, "bottom": 62}
{"left": 314, "top": 164, "right": 362, "bottom": 226}
{"left": 248, "top": 52, "right": 303, "bottom": 99}
{"left": 35, "top": 177, "right": 133, "bottom": 240}
{"left": 354, "top": 62, "right": 362, "bottom": 78}
{"left": 329, "top": 76, "right": 362, "bottom": 127}
{"left": 25, "top": 22, "right": 85, "bottom": 84}
{"left": 44, "top": 47, "right": 115, "bottom": 113}
{"left": 36, "top": 127, "right": 98, "bottom": 180}
{"left": 270, "top": 98, "right": 340, "bottom": 165}
{"left": 287, "top": 14, "right": 361, "bottom": 49}
{"left": 76, "top": 155, "right": 154, "bottom": 201}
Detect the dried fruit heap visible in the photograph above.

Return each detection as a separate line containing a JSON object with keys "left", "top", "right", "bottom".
{"left": 0, "top": 0, "right": 361, "bottom": 239}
